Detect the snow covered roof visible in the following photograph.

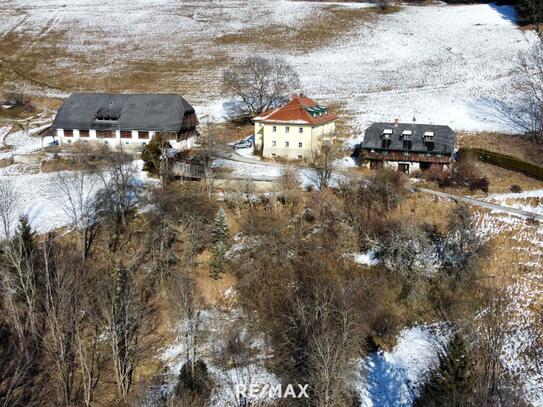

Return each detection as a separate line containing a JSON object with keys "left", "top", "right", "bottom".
{"left": 363, "top": 122, "right": 455, "bottom": 155}
{"left": 52, "top": 93, "right": 196, "bottom": 132}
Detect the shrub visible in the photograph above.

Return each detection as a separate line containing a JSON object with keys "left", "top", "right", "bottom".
{"left": 510, "top": 184, "right": 522, "bottom": 193}
{"left": 469, "top": 177, "right": 489, "bottom": 193}
{"left": 4, "top": 91, "right": 35, "bottom": 112}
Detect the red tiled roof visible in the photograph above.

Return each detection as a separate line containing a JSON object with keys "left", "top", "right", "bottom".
{"left": 255, "top": 95, "right": 337, "bottom": 125}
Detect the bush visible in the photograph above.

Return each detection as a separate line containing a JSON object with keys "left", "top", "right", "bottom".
{"left": 4, "top": 91, "right": 35, "bottom": 112}
{"left": 510, "top": 184, "right": 522, "bottom": 193}
{"left": 468, "top": 177, "right": 489, "bottom": 193}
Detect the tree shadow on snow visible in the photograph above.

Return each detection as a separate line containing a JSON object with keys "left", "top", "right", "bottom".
{"left": 467, "top": 96, "right": 527, "bottom": 134}
{"left": 488, "top": 3, "right": 518, "bottom": 24}
{"left": 361, "top": 352, "right": 414, "bottom": 407}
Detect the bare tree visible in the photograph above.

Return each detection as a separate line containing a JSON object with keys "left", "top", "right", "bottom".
{"left": 99, "top": 266, "right": 157, "bottom": 401}
{"left": 308, "top": 143, "right": 340, "bottom": 190}
{"left": 0, "top": 179, "right": 19, "bottom": 239}
{"left": 94, "top": 150, "right": 142, "bottom": 250}
{"left": 41, "top": 235, "right": 84, "bottom": 405}
{"left": 169, "top": 272, "right": 206, "bottom": 392}
{"left": 197, "top": 123, "right": 221, "bottom": 198}
{"left": 54, "top": 171, "right": 100, "bottom": 259}
{"left": 222, "top": 56, "right": 300, "bottom": 120}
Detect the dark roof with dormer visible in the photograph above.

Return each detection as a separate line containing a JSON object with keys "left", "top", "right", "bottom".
{"left": 52, "top": 93, "right": 195, "bottom": 132}
{"left": 362, "top": 122, "right": 456, "bottom": 155}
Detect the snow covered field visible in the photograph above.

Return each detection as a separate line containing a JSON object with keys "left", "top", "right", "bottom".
{"left": 0, "top": 1, "right": 537, "bottom": 135}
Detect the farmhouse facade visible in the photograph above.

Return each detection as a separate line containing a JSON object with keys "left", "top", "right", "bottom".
{"left": 361, "top": 121, "right": 456, "bottom": 174}
{"left": 51, "top": 93, "right": 198, "bottom": 149}
{"left": 253, "top": 94, "right": 337, "bottom": 160}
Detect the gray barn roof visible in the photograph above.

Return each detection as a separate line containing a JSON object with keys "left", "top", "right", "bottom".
{"left": 362, "top": 122, "right": 456, "bottom": 155}
{"left": 52, "top": 93, "right": 195, "bottom": 132}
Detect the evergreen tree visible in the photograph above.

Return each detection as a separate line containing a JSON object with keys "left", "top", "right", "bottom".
{"left": 516, "top": 0, "right": 543, "bottom": 25}
{"left": 174, "top": 359, "right": 212, "bottom": 404}
{"left": 211, "top": 208, "right": 229, "bottom": 245}
{"left": 210, "top": 241, "right": 226, "bottom": 280}
{"left": 141, "top": 134, "right": 171, "bottom": 173}
{"left": 210, "top": 208, "right": 229, "bottom": 279}
{"left": 14, "top": 215, "right": 36, "bottom": 255}
{"left": 415, "top": 333, "right": 474, "bottom": 407}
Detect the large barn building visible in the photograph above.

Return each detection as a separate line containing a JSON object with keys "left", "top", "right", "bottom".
{"left": 51, "top": 93, "right": 198, "bottom": 149}
{"left": 361, "top": 121, "right": 456, "bottom": 174}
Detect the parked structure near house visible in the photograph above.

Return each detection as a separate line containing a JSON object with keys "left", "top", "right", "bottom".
{"left": 361, "top": 120, "right": 456, "bottom": 174}
{"left": 52, "top": 93, "right": 198, "bottom": 149}
{"left": 253, "top": 94, "right": 337, "bottom": 160}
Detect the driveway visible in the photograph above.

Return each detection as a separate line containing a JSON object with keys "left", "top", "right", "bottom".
{"left": 414, "top": 187, "right": 543, "bottom": 222}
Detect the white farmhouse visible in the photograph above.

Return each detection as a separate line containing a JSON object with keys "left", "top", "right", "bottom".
{"left": 51, "top": 93, "right": 199, "bottom": 149}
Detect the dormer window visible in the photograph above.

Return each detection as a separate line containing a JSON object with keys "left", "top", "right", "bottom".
{"left": 423, "top": 131, "right": 435, "bottom": 141}
{"left": 402, "top": 130, "right": 412, "bottom": 140}
{"left": 382, "top": 129, "right": 393, "bottom": 139}
{"left": 95, "top": 105, "right": 121, "bottom": 121}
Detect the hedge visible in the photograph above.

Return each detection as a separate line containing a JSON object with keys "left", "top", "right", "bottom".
{"left": 458, "top": 147, "right": 543, "bottom": 181}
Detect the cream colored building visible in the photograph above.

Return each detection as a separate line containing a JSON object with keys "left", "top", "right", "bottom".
{"left": 253, "top": 94, "right": 337, "bottom": 160}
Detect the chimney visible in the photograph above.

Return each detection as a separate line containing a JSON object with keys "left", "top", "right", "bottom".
{"left": 412, "top": 116, "right": 416, "bottom": 124}
{"left": 394, "top": 118, "right": 399, "bottom": 126}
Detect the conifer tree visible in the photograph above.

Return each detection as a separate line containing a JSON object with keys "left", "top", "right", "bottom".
{"left": 210, "top": 208, "right": 229, "bottom": 279}
{"left": 15, "top": 215, "right": 36, "bottom": 255}
{"left": 516, "top": 0, "right": 543, "bottom": 25}
{"left": 211, "top": 208, "right": 229, "bottom": 245}
{"left": 415, "top": 333, "right": 474, "bottom": 407}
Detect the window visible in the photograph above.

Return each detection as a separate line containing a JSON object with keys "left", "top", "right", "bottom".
{"left": 272, "top": 126, "right": 277, "bottom": 132}
{"left": 285, "top": 126, "right": 290, "bottom": 133}
{"left": 299, "top": 127, "right": 303, "bottom": 133}
{"left": 96, "top": 131, "right": 115, "bottom": 138}
{"left": 297, "top": 155, "right": 303, "bottom": 160}
{"left": 271, "top": 153, "right": 276, "bottom": 158}
{"left": 121, "top": 131, "right": 132, "bottom": 139}
{"left": 272, "top": 141, "right": 276, "bottom": 147}
{"left": 285, "top": 141, "right": 289, "bottom": 147}
{"left": 138, "top": 131, "right": 149, "bottom": 140}
{"left": 79, "top": 130, "right": 89, "bottom": 138}
{"left": 298, "top": 142, "right": 303, "bottom": 148}
{"left": 64, "top": 129, "right": 73, "bottom": 137}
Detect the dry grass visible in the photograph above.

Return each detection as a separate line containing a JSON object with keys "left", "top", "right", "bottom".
{"left": 458, "top": 132, "right": 543, "bottom": 166}
{"left": 214, "top": 5, "right": 396, "bottom": 52}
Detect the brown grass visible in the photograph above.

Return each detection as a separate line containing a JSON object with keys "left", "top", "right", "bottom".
{"left": 458, "top": 132, "right": 543, "bottom": 166}
{"left": 214, "top": 5, "right": 398, "bottom": 52}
